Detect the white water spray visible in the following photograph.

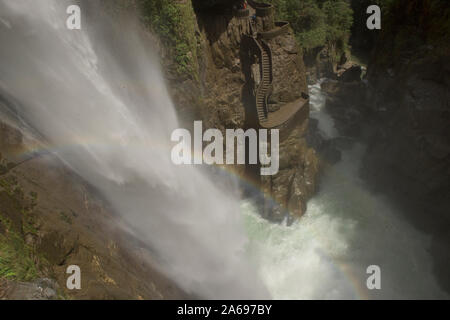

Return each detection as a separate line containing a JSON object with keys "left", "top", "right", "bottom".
{"left": 0, "top": 0, "right": 268, "bottom": 299}
{"left": 2, "top": 0, "right": 447, "bottom": 301}
{"left": 243, "top": 81, "right": 450, "bottom": 299}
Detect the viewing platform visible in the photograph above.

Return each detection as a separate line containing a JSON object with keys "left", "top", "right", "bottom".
{"left": 258, "top": 21, "right": 290, "bottom": 40}
{"left": 260, "top": 96, "right": 309, "bottom": 130}
{"left": 241, "top": 0, "right": 309, "bottom": 130}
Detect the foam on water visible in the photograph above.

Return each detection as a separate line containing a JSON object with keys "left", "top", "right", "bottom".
{"left": 0, "top": 0, "right": 267, "bottom": 299}
{"left": 243, "top": 82, "right": 449, "bottom": 299}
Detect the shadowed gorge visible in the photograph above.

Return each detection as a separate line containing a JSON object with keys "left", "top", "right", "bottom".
{"left": 0, "top": 0, "right": 449, "bottom": 301}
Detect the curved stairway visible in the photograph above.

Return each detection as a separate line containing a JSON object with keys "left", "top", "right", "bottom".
{"left": 256, "top": 43, "right": 272, "bottom": 124}
{"left": 248, "top": 0, "right": 310, "bottom": 129}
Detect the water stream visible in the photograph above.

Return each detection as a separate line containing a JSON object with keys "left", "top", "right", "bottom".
{"left": 0, "top": 0, "right": 267, "bottom": 299}
{"left": 1, "top": 0, "right": 448, "bottom": 300}
{"left": 243, "top": 81, "right": 450, "bottom": 299}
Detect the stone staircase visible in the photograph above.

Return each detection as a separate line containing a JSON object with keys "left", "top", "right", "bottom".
{"left": 247, "top": 0, "right": 310, "bottom": 129}
{"left": 256, "top": 43, "right": 272, "bottom": 124}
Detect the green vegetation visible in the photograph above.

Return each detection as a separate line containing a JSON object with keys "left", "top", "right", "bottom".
{"left": 368, "top": 0, "right": 450, "bottom": 69}
{"left": 133, "top": 0, "right": 355, "bottom": 75}
{"left": 139, "top": 0, "right": 200, "bottom": 78}
{"left": 384, "top": 0, "right": 450, "bottom": 48}
{"left": 0, "top": 214, "right": 38, "bottom": 281}
{"left": 267, "top": 0, "right": 353, "bottom": 52}
{"left": 0, "top": 234, "right": 37, "bottom": 281}
{"left": 59, "top": 211, "right": 72, "bottom": 225}
{"left": 0, "top": 175, "right": 47, "bottom": 282}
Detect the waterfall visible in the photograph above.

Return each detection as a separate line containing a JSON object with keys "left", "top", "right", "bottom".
{"left": 0, "top": 0, "right": 268, "bottom": 299}
{"left": 2, "top": 0, "right": 447, "bottom": 301}
{"left": 242, "top": 80, "right": 450, "bottom": 299}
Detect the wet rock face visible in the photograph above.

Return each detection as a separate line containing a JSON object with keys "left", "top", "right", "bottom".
{"left": 177, "top": 10, "right": 250, "bottom": 132}
{"left": 0, "top": 122, "right": 22, "bottom": 150}
{"left": 182, "top": 9, "right": 319, "bottom": 222}
{"left": 0, "top": 120, "right": 187, "bottom": 300}
{"left": 321, "top": 79, "right": 367, "bottom": 138}
{"left": 359, "top": 0, "right": 450, "bottom": 212}
{"left": 304, "top": 46, "right": 340, "bottom": 84}
{"left": 193, "top": 0, "right": 240, "bottom": 11}
{"left": 339, "top": 65, "right": 362, "bottom": 82}
{"left": 264, "top": 122, "right": 319, "bottom": 223}
{"left": 362, "top": 56, "right": 450, "bottom": 209}
{"left": 1, "top": 278, "right": 59, "bottom": 300}
{"left": 358, "top": 0, "right": 450, "bottom": 291}
{"left": 270, "top": 30, "right": 307, "bottom": 105}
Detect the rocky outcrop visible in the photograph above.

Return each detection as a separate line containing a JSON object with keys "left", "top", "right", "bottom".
{"left": 363, "top": 56, "right": 450, "bottom": 207}
{"left": 361, "top": 0, "right": 450, "bottom": 218}
{"left": 0, "top": 119, "right": 186, "bottom": 299}
{"left": 0, "top": 278, "right": 59, "bottom": 300}
{"left": 321, "top": 79, "right": 367, "bottom": 138}
{"left": 352, "top": 0, "right": 450, "bottom": 293}
{"left": 121, "top": 0, "right": 319, "bottom": 223}
{"left": 0, "top": 2, "right": 321, "bottom": 299}
{"left": 269, "top": 30, "right": 308, "bottom": 111}
{"left": 188, "top": 2, "right": 319, "bottom": 223}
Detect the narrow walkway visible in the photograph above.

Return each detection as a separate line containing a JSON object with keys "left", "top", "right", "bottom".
{"left": 261, "top": 97, "right": 308, "bottom": 129}
{"left": 247, "top": 0, "right": 309, "bottom": 129}
{"left": 256, "top": 43, "right": 271, "bottom": 123}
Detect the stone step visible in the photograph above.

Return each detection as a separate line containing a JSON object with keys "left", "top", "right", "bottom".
{"left": 255, "top": 45, "right": 272, "bottom": 123}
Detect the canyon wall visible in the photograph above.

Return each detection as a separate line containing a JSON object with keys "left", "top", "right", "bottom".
{"left": 362, "top": 0, "right": 449, "bottom": 225}
{"left": 157, "top": 1, "right": 320, "bottom": 223}
{"left": 0, "top": 0, "right": 321, "bottom": 298}
{"left": 361, "top": 0, "right": 450, "bottom": 292}
{"left": 0, "top": 118, "right": 186, "bottom": 299}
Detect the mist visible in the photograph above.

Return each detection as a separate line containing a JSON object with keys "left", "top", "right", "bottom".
{"left": 0, "top": 0, "right": 268, "bottom": 299}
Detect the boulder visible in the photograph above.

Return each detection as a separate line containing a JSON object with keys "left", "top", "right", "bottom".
{"left": 339, "top": 65, "right": 362, "bottom": 82}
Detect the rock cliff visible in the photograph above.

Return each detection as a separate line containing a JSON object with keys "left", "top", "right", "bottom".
{"left": 0, "top": 117, "right": 186, "bottom": 299}
{"left": 361, "top": 0, "right": 450, "bottom": 290}
{"left": 164, "top": 1, "right": 319, "bottom": 223}
{"left": 0, "top": 0, "right": 321, "bottom": 298}
{"left": 317, "top": 0, "right": 450, "bottom": 293}
{"left": 361, "top": 0, "right": 449, "bottom": 224}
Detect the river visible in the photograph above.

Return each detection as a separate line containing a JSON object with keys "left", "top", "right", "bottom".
{"left": 243, "top": 81, "right": 449, "bottom": 299}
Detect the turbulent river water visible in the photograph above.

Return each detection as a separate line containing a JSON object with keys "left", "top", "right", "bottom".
{"left": 0, "top": 0, "right": 268, "bottom": 299}
{"left": 243, "top": 81, "right": 450, "bottom": 300}
{"left": 1, "top": 0, "right": 448, "bottom": 300}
